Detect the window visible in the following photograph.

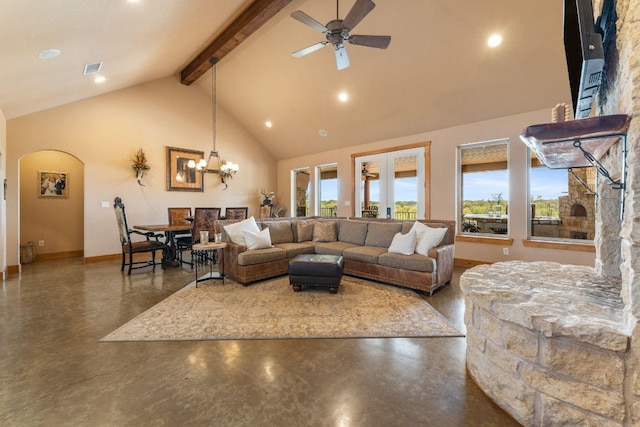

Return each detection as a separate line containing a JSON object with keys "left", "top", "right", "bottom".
{"left": 458, "top": 140, "right": 509, "bottom": 235}
{"left": 292, "top": 168, "right": 310, "bottom": 217}
{"left": 529, "top": 153, "right": 595, "bottom": 241}
{"left": 316, "top": 164, "right": 338, "bottom": 217}
{"left": 354, "top": 147, "right": 426, "bottom": 219}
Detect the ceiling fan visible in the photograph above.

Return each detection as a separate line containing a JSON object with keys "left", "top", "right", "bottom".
{"left": 290, "top": 0, "right": 391, "bottom": 70}
{"left": 361, "top": 163, "right": 378, "bottom": 178}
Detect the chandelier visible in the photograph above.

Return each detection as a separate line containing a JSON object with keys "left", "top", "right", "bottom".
{"left": 189, "top": 57, "right": 238, "bottom": 189}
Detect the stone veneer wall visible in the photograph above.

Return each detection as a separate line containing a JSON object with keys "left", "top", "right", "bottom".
{"left": 593, "top": 0, "right": 640, "bottom": 424}
{"left": 461, "top": 1, "right": 640, "bottom": 424}
{"left": 462, "top": 261, "right": 628, "bottom": 425}
{"left": 558, "top": 167, "right": 596, "bottom": 240}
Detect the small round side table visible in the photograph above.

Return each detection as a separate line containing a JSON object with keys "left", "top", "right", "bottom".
{"left": 192, "top": 242, "right": 227, "bottom": 287}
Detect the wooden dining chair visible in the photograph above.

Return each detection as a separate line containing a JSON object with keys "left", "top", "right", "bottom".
{"left": 168, "top": 207, "right": 192, "bottom": 267}
{"left": 113, "top": 197, "right": 166, "bottom": 275}
{"left": 224, "top": 207, "right": 248, "bottom": 220}
{"left": 192, "top": 207, "right": 222, "bottom": 264}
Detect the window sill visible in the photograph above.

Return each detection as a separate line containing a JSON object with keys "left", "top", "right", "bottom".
{"left": 522, "top": 239, "right": 595, "bottom": 252}
{"left": 456, "top": 234, "right": 513, "bottom": 246}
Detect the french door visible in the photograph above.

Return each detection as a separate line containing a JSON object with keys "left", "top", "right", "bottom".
{"left": 354, "top": 147, "right": 425, "bottom": 219}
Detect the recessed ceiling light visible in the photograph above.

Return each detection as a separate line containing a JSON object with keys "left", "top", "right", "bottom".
{"left": 39, "top": 49, "right": 61, "bottom": 59}
{"left": 338, "top": 92, "right": 348, "bottom": 102}
{"left": 265, "top": 121, "right": 273, "bottom": 128}
{"left": 94, "top": 76, "right": 106, "bottom": 84}
{"left": 319, "top": 129, "right": 328, "bottom": 137}
{"left": 487, "top": 34, "right": 502, "bottom": 48}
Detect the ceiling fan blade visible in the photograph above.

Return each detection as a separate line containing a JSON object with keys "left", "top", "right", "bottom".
{"left": 348, "top": 34, "right": 391, "bottom": 49}
{"left": 291, "top": 41, "right": 329, "bottom": 58}
{"left": 341, "top": 0, "right": 376, "bottom": 31}
{"left": 335, "top": 45, "right": 350, "bottom": 70}
{"left": 290, "top": 10, "right": 328, "bottom": 33}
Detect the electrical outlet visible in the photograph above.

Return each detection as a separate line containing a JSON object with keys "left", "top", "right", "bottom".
{"left": 101, "top": 201, "right": 109, "bottom": 208}
{"left": 38, "top": 240, "right": 45, "bottom": 247}
{"left": 503, "top": 247, "right": 509, "bottom": 255}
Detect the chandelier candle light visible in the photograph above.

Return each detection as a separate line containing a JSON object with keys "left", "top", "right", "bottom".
{"left": 190, "top": 57, "right": 238, "bottom": 189}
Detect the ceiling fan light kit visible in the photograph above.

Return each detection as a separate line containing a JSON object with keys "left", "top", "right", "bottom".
{"left": 290, "top": 0, "right": 391, "bottom": 70}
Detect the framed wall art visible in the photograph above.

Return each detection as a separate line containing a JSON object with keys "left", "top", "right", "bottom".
{"left": 38, "top": 171, "right": 68, "bottom": 198}
{"left": 166, "top": 146, "right": 204, "bottom": 192}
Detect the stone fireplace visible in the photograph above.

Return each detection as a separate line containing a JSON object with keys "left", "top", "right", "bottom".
{"left": 461, "top": 0, "right": 640, "bottom": 425}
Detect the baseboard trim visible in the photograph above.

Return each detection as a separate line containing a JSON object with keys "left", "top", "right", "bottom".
{"left": 454, "top": 258, "right": 492, "bottom": 268}
{"left": 36, "top": 250, "right": 84, "bottom": 261}
{"left": 84, "top": 254, "right": 120, "bottom": 264}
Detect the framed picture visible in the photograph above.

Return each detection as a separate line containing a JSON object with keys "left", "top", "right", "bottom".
{"left": 166, "top": 146, "right": 204, "bottom": 192}
{"left": 38, "top": 171, "right": 68, "bottom": 198}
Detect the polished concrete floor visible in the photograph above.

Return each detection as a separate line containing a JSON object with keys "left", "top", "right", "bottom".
{"left": 0, "top": 258, "right": 519, "bottom": 427}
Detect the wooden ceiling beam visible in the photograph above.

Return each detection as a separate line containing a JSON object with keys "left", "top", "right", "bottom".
{"left": 180, "top": 0, "right": 292, "bottom": 85}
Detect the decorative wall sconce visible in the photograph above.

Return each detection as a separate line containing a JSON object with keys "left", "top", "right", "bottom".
{"left": 188, "top": 57, "right": 238, "bottom": 189}
{"left": 131, "top": 148, "right": 150, "bottom": 186}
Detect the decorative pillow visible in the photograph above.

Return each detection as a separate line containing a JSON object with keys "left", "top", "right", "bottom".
{"left": 295, "top": 220, "right": 314, "bottom": 242}
{"left": 364, "top": 222, "right": 403, "bottom": 247}
{"left": 223, "top": 216, "right": 260, "bottom": 246}
{"left": 242, "top": 228, "right": 272, "bottom": 250}
{"left": 312, "top": 221, "right": 337, "bottom": 242}
{"left": 388, "top": 231, "right": 417, "bottom": 255}
{"left": 410, "top": 221, "right": 447, "bottom": 255}
{"left": 338, "top": 220, "right": 368, "bottom": 245}
{"left": 265, "top": 221, "right": 293, "bottom": 244}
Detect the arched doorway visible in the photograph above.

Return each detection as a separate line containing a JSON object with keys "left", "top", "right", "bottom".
{"left": 19, "top": 150, "right": 84, "bottom": 262}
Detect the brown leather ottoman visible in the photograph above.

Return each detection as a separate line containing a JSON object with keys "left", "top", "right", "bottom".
{"left": 288, "top": 254, "right": 344, "bottom": 294}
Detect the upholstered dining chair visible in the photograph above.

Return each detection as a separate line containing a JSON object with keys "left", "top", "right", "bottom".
{"left": 224, "top": 207, "right": 248, "bottom": 220}
{"left": 168, "top": 207, "right": 192, "bottom": 267}
{"left": 192, "top": 207, "right": 222, "bottom": 264}
{"left": 113, "top": 197, "right": 166, "bottom": 275}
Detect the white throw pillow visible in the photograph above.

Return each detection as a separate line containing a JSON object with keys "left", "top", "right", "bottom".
{"left": 242, "top": 228, "right": 272, "bottom": 250}
{"left": 223, "top": 216, "right": 260, "bottom": 246}
{"left": 410, "top": 222, "right": 447, "bottom": 255}
{"left": 388, "top": 231, "right": 417, "bottom": 256}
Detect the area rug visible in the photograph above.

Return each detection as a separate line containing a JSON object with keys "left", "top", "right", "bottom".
{"left": 100, "top": 275, "right": 463, "bottom": 341}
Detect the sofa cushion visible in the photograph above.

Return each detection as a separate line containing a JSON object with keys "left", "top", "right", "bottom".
{"left": 364, "top": 222, "right": 403, "bottom": 247}
{"left": 223, "top": 216, "right": 260, "bottom": 246}
{"left": 338, "top": 220, "right": 368, "bottom": 245}
{"left": 237, "top": 247, "right": 286, "bottom": 266}
{"left": 243, "top": 228, "right": 272, "bottom": 250}
{"left": 314, "top": 241, "right": 358, "bottom": 256}
{"left": 313, "top": 221, "right": 337, "bottom": 242}
{"left": 378, "top": 252, "right": 436, "bottom": 273}
{"left": 264, "top": 221, "right": 294, "bottom": 244}
{"left": 343, "top": 246, "right": 387, "bottom": 264}
{"left": 274, "top": 242, "right": 316, "bottom": 258}
{"left": 294, "top": 220, "right": 315, "bottom": 242}
{"left": 388, "top": 231, "right": 417, "bottom": 255}
{"left": 408, "top": 222, "right": 448, "bottom": 255}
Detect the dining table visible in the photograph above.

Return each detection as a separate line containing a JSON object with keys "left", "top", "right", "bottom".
{"left": 133, "top": 223, "right": 192, "bottom": 268}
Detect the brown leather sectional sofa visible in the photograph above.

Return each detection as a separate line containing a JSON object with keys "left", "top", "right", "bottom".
{"left": 214, "top": 216, "right": 455, "bottom": 295}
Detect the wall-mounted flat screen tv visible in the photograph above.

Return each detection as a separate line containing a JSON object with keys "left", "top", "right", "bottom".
{"left": 563, "top": 0, "right": 604, "bottom": 119}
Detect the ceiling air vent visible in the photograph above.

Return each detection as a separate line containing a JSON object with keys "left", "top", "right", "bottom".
{"left": 83, "top": 62, "right": 102, "bottom": 75}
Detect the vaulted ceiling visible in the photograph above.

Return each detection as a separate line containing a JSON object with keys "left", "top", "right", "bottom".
{"left": 0, "top": 0, "right": 570, "bottom": 160}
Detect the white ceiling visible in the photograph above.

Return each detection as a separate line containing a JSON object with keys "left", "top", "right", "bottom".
{"left": 0, "top": 0, "right": 571, "bottom": 160}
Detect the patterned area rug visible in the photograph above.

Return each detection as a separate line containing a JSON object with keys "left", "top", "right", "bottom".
{"left": 101, "top": 275, "right": 463, "bottom": 341}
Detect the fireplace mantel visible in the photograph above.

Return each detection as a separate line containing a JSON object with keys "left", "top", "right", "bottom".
{"left": 519, "top": 114, "right": 630, "bottom": 169}
{"left": 520, "top": 114, "right": 631, "bottom": 218}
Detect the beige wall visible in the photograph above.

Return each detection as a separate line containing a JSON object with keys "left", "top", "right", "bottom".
{"left": 6, "top": 76, "right": 276, "bottom": 267}
{"left": 1, "top": 108, "right": 6, "bottom": 274}
{"left": 277, "top": 109, "right": 595, "bottom": 266}
{"left": 20, "top": 151, "right": 84, "bottom": 256}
